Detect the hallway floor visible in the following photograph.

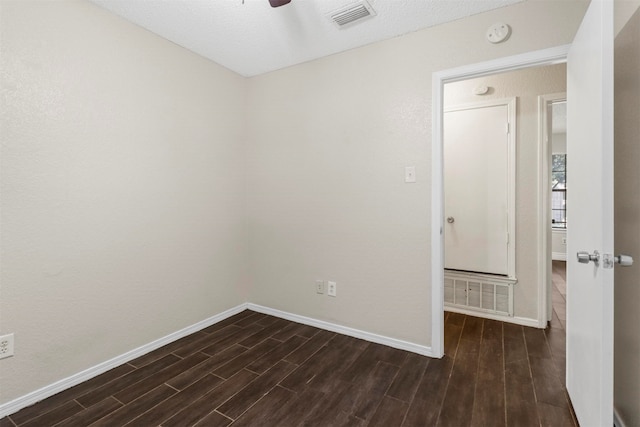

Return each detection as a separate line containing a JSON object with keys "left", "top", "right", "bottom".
{"left": 552, "top": 260, "right": 567, "bottom": 329}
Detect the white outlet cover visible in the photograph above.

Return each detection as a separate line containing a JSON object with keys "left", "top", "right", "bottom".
{"left": 327, "top": 281, "right": 337, "bottom": 297}
{"left": 0, "top": 333, "right": 15, "bottom": 359}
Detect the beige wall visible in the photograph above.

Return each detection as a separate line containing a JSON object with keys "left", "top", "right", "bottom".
{"left": 616, "top": 0, "right": 640, "bottom": 34}
{"left": 246, "top": 1, "right": 588, "bottom": 345}
{"left": 614, "top": 3, "right": 640, "bottom": 425}
{"left": 0, "top": 0, "right": 248, "bottom": 404}
{"left": 0, "top": 0, "right": 591, "bottom": 409}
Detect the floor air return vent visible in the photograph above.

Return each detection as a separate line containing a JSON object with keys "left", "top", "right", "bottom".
{"left": 444, "top": 271, "right": 516, "bottom": 317}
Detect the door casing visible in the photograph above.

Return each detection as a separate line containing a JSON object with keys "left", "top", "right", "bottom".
{"left": 430, "top": 44, "right": 570, "bottom": 357}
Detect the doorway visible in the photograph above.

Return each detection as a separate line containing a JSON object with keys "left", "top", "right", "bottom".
{"left": 439, "top": 63, "right": 566, "bottom": 329}
{"left": 540, "top": 94, "right": 567, "bottom": 325}
{"left": 435, "top": 52, "right": 574, "bottom": 426}
{"left": 434, "top": 4, "right": 616, "bottom": 423}
{"left": 430, "top": 45, "right": 570, "bottom": 358}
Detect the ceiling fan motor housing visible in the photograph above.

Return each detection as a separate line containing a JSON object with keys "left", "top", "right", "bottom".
{"left": 269, "top": 0, "right": 292, "bottom": 7}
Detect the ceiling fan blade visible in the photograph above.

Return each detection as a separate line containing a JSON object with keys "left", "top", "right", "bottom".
{"left": 268, "top": 0, "right": 292, "bottom": 7}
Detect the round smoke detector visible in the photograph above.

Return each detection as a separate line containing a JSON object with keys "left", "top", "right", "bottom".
{"left": 486, "top": 23, "right": 511, "bottom": 44}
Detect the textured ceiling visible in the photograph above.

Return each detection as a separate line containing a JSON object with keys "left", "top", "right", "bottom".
{"left": 90, "top": 0, "right": 524, "bottom": 77}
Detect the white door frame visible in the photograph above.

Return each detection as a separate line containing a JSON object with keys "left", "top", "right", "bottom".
{"left": 537, "top": 92, "right": 567, "bottom": 327}
{"left": 430, "top": 44, "right": 570, "bottom": 358}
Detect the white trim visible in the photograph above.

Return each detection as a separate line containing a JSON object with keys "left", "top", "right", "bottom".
{"left": 247, "top": 303, "right": 435, "bottom": 357}
{"left": 505, "top": 316, "right": 542, "bottom": 329}
{"left": 552, "top": 252, "right": 568, "bottom": 261}
{"left": 431, "top": 69, "right": 445, "bottom": 359}
{"left": 0, "top": 303, "right": 248, "bottom": 419}
{"left": 444, "top": 97, "right": 518, "bottom": 279}
{"left": 443, "top": 98, "right": 514, "bottom": 112}
{"left": 431, "top": 44, "right": 571, "bottom": 354}
{"left": 444, "top": 269, "right": 518, "bottom": 286}
{"left": 614, "top": 407, "right": 627, "bottom": 427}
{"left": 0, "top": 302, "right": 435, "bottom": 418}
{"left": 538, "top": 92, "right": 567, "bottom": 327}
{"left": 445, "top": 307, "right": 540, "bottom": 329}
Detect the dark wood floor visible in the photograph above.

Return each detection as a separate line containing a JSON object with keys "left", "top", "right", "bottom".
{"left": 2, "top": 264, "right": 573, "bottom": 426}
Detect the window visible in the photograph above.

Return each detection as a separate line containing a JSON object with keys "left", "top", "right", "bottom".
{"left": 552, "top": 154, "right": 567, "bottom": 228}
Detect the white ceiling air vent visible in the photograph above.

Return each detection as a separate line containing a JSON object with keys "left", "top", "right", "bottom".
{"left": 328, "top": 0, "right": 376, "bottom": 28}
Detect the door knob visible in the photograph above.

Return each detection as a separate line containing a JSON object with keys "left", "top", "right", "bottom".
{"left": 577, "top": 250, "right": 600, "bottom": 264}
{"left": 580, "top": 252, "right": 634, "bottom": 268}
{"left": 614, "top": 254, "right": 633, "bottom": 266}
{"left": 447, "top": 217, "right": 455, "bottom": 224}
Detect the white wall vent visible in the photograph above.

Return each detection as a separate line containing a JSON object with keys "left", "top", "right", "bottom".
{"left": 328, "top": 1, "right": 376, "bottom": 28}
{"left": 444, "top": 270, "right": 517, "bottom": 317}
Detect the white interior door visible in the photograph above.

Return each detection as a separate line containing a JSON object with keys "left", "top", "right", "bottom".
{"left": 444, "top": 101, "right": 512, "bottom": 276}
{"left": 566, "top": 0, "right": 614, "bottom": 425}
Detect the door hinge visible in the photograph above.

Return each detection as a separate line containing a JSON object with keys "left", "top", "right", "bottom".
{"left": 506, "top": 232, "right": 510, "bottom": 244}
{"left": 505, "top": 123, "right": 510, "bottom": 134}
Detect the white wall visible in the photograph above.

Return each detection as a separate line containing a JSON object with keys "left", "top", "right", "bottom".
{"left": 614, "top": 3, "right": 640, "bottom": 425}
{"left": 246, "top": 1, "right": 588, "bottom": 345}
{"left": 0, "top": 0, "right": 248, "bottom": 405}
{"left": 443, "top": 64, "right": 567, "bottom": 320}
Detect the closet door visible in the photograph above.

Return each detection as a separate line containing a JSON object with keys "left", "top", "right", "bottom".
{"left": 444, "top": 100, "right": 513, "bottom": 276}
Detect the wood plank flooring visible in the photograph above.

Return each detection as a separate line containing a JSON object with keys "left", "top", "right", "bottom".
{"left": 2, "top": 266, "right": 574, "bottom": 426}
{"left": 552, "top": 260, "right": 567, "bottom": 330}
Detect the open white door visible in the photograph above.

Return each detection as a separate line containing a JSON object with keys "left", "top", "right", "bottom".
{"left": 566, "top": 0, "right": 614, "bottom": 425}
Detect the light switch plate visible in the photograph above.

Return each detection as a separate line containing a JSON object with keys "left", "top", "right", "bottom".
{"left": 405, "top": 166, "right": 416, "bottom": 183}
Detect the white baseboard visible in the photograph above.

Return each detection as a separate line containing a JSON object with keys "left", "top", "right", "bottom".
{"left": 247, "top": 303, "right": 435, "bottom": 357}
{"left": 445, "top": 306, "right": 541, "bottom": 328}
{"left": 0, "top": 302, "right": 436, "bottom": 419}
{"left": 0, "top": 303, "right": 248, "bottom": 419}
{"left": 510, "top": 316, "right": 542, "bottom": 328}
{"left": 552, "top": 252, "right": 567, "bottom": 261}
{"left": 614, "top": 407, "right": 627, "bottom": 427}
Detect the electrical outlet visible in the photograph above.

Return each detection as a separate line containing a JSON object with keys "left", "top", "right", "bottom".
{"left": 316, "top": 280, "right": 324, "bottom": 294}
{"left": 327, "top": 281, "right": 337, "bottom": 297}
{"left": 0, "top": 334, "right": 14, "bottom": 359}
